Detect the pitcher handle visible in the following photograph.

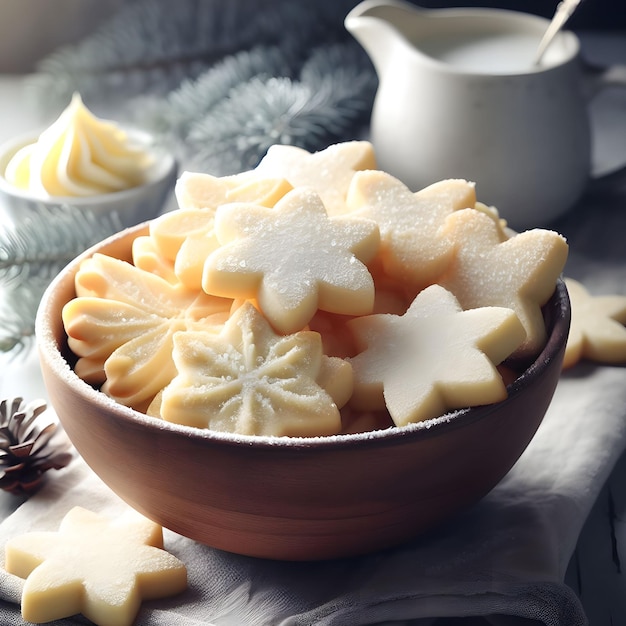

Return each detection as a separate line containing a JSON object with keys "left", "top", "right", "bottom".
{"left": 582, "top": 60, "right": 626, "bottom": 195}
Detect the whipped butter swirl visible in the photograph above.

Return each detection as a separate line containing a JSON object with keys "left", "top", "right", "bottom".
{"left": 4, "top": 93, "right": 153, "bottom": 197}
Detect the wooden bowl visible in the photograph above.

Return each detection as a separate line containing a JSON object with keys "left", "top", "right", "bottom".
{"left": 35, "top": 224, "right": 570, "bottom": 561}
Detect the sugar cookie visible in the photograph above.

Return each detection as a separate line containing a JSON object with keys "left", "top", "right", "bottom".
{"left": 132, "top": 235, "right": 177, "bottom": 283}
{"left": 160, "top": 302, "right": 348, "bottom": 437}
{"left": 253, "top": 140, "right": 377, "bottom": 215}
{"left": 151, "top": 174, "right": 292, "bottom": 269}
{"left": 346, "top": 171, "right": 476, "bottom": 288}
{"left": 347, "top": 284, "right": 526, "bottom": 426}
{"left": 4, "top": 506, "right": 186, "bottom": 626}
{"left": 438, "top": 208, "right": 568, "bottom": 358}
{"left": 563, "top": 277, "right": 626, "bottom": 368}
{"left": 174, "top": 171, "right": 290, "bottom": 211}
{"left": 64, "top": 253, "right": 231, "bottom": 408}
{"left": 203, "top": 187, "right": 380, "bottom": 333}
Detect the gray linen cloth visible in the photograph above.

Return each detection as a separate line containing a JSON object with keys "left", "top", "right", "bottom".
{"left": 0, "top": 362, "right": 624, "bottom": 626}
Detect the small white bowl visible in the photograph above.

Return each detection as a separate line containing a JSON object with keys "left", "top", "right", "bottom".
{"left": 0, "top": 130, "right": 177, "bottom": 229}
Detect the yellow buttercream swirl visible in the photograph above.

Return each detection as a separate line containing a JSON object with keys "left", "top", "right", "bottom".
{"left": 4, "top": 93, "right": 153, "bottom": 197}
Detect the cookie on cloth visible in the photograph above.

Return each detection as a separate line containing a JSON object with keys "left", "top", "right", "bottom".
{"left": 563, "top": 277, "right": 626, "bottom": 369}
{"left": 4, "top": 506, "right": 186, "bottom": 626}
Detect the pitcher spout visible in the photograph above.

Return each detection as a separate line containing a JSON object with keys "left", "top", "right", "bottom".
{"left": 345, "top": 0, "right": 425, "bottom": 77}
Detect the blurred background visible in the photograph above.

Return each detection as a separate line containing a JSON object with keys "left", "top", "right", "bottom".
{"left": 0, "top": 0, "right": 624, "bottom": 74}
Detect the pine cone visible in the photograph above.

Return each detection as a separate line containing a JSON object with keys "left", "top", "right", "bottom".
{"left": 0, "top": 397, "right": 73, "bottom": 495}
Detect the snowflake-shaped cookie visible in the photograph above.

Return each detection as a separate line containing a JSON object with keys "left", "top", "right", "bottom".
{"left": 438, "top": 208, "right": 568, "bottom": 358}
{"left": 346, "top": 170, "right": 476, "bottom": 288}
{"left": 159, "top": 302, "right": 350, "bottom": 437}
{"left": 253, "top": 140, "right": 377, "bottom": 215}
{"left": 347, "top": 284, "right": 526, "bottom": 426}
{"left": 4, "top": 506, "right": 186, "bottom": 626}
{"left": 203, "top": 187, "right": 380, "bottom": 333}
{"left": 563, "top": 277, "right": 626, "bottom": 368}
{"left": 64, "top": 253, "right": 232, "bottom": 408}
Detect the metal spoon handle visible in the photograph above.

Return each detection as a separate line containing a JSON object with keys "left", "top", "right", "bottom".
{"left": 534, "top": 0, "right": 583, "bottom": 65}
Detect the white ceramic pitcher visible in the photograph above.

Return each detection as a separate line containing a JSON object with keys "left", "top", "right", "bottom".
{"left": 345, "top": 0, "right": 626, "bottom": 230}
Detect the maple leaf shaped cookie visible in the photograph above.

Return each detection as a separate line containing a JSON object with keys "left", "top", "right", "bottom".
{"left": 64, "top": 253, "right": 231, "bottom": 408}
{"left": 347, "top": 284, "right": 526, "bottom": 426}
{"left": 253, "top": 140, "right": 377, "bottom": 215}
{"left": 563, "top": 277, "right": 626, "bottom": 369}
{"left": 203, "top": 187, "right": 380, "bottom": 334}
{"left": 159, "top": 302, "right": 349, "bottom": 437}
{"left": 4, "top": 506, "right": 186, "bottom": 626}
{"left": 346, "top": 170, "right": 476, "bottom": 288}
{"left": 438, "top": 208, "right": 568, "bottom": 358}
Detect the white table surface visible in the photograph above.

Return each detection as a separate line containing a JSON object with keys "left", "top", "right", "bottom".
{"left": 1, "top": 30, "right": 626, "bottom": 626}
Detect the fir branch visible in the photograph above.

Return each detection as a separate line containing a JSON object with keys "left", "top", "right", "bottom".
{"left": 0, "top": 205, "right": 122, "bottom": 284}
{"left": 0, "top": 278, "right": 50, "bottom": 356}
{"left": 184, "top": 42, "right": 377, "bottom": 176}
{"left": 186, "top": 76, "right": 315, "bottom": 175}
{"left": 136, "top": 44, "right": 301, "bottom": 139}
{"left": 0, "top": 205, "right": 123, "bottom": 355}
{"left": 26, "top": 0, "right": 356, "bottom": 116}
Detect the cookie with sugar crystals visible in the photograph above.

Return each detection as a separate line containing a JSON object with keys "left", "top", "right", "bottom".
{"left": 159, "top": 302, "right": 350, "bottom": 437}
{"left": 203, "top": 186, "right": 380, "bottom": 334}
{"left": 346, "top": 170, "right": 476, "bottom": 289}
{"left": 253, "top": 140, "right": 377, "bottom": 216}
{"left": 438, "top": 208, "right": 568, "bottom": 359}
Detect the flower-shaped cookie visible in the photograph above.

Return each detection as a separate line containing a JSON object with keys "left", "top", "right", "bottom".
{"left": 346, "top": 171, "right": 476, "bottom": 289}
{"left": 438, "top": 208, "right": 568, "bottom": 358}
{"left": 63, "top": 253, "right": 232, "bottom": 408}
{"left": 347, "top": 284, "right": 526, "bottom": 426}
{"left": 563, "top": 277, "right": 626, "bottom": 368}
{"left": 4, "top": 506, "right": 186, "bottom": 626}
{"left": 203, "top": 187, "right": 380, "bottom": 333}
{"left": 159, "top": 302, "right": 351, "bottom": 437}
{"left": 253, "top": 140, "right": 377, "bottom": 215}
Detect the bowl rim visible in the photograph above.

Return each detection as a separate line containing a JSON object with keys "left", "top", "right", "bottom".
{"left": 36, "top": 223, "right": 570, "bottom": 452}
{"left": 0, "top": 129, "right": 177, "bottom": 204}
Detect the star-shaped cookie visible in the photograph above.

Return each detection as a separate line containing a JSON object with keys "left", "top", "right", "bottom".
{"left": 346, "top": 170, "right": 476, "bottom": 288}
{"left": 203, "top": 187, "right": 380, "bottom": 333}
{"left": 438, "top": 208, "right": 568, "bottom": 358}
{"left": 4, "top": 506, "right": 186, "bottom": 626}
{"left": 347, "top": 284, "right": 526, "bottom": 426}
{"left": 159, "top": 302, "right": 349, "bottom": 436}
{"left": 253, "top": 140, "right": 377, "bottom": 215}
{"left": 563, "top": 277, "right": 626, "bottom": 368}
